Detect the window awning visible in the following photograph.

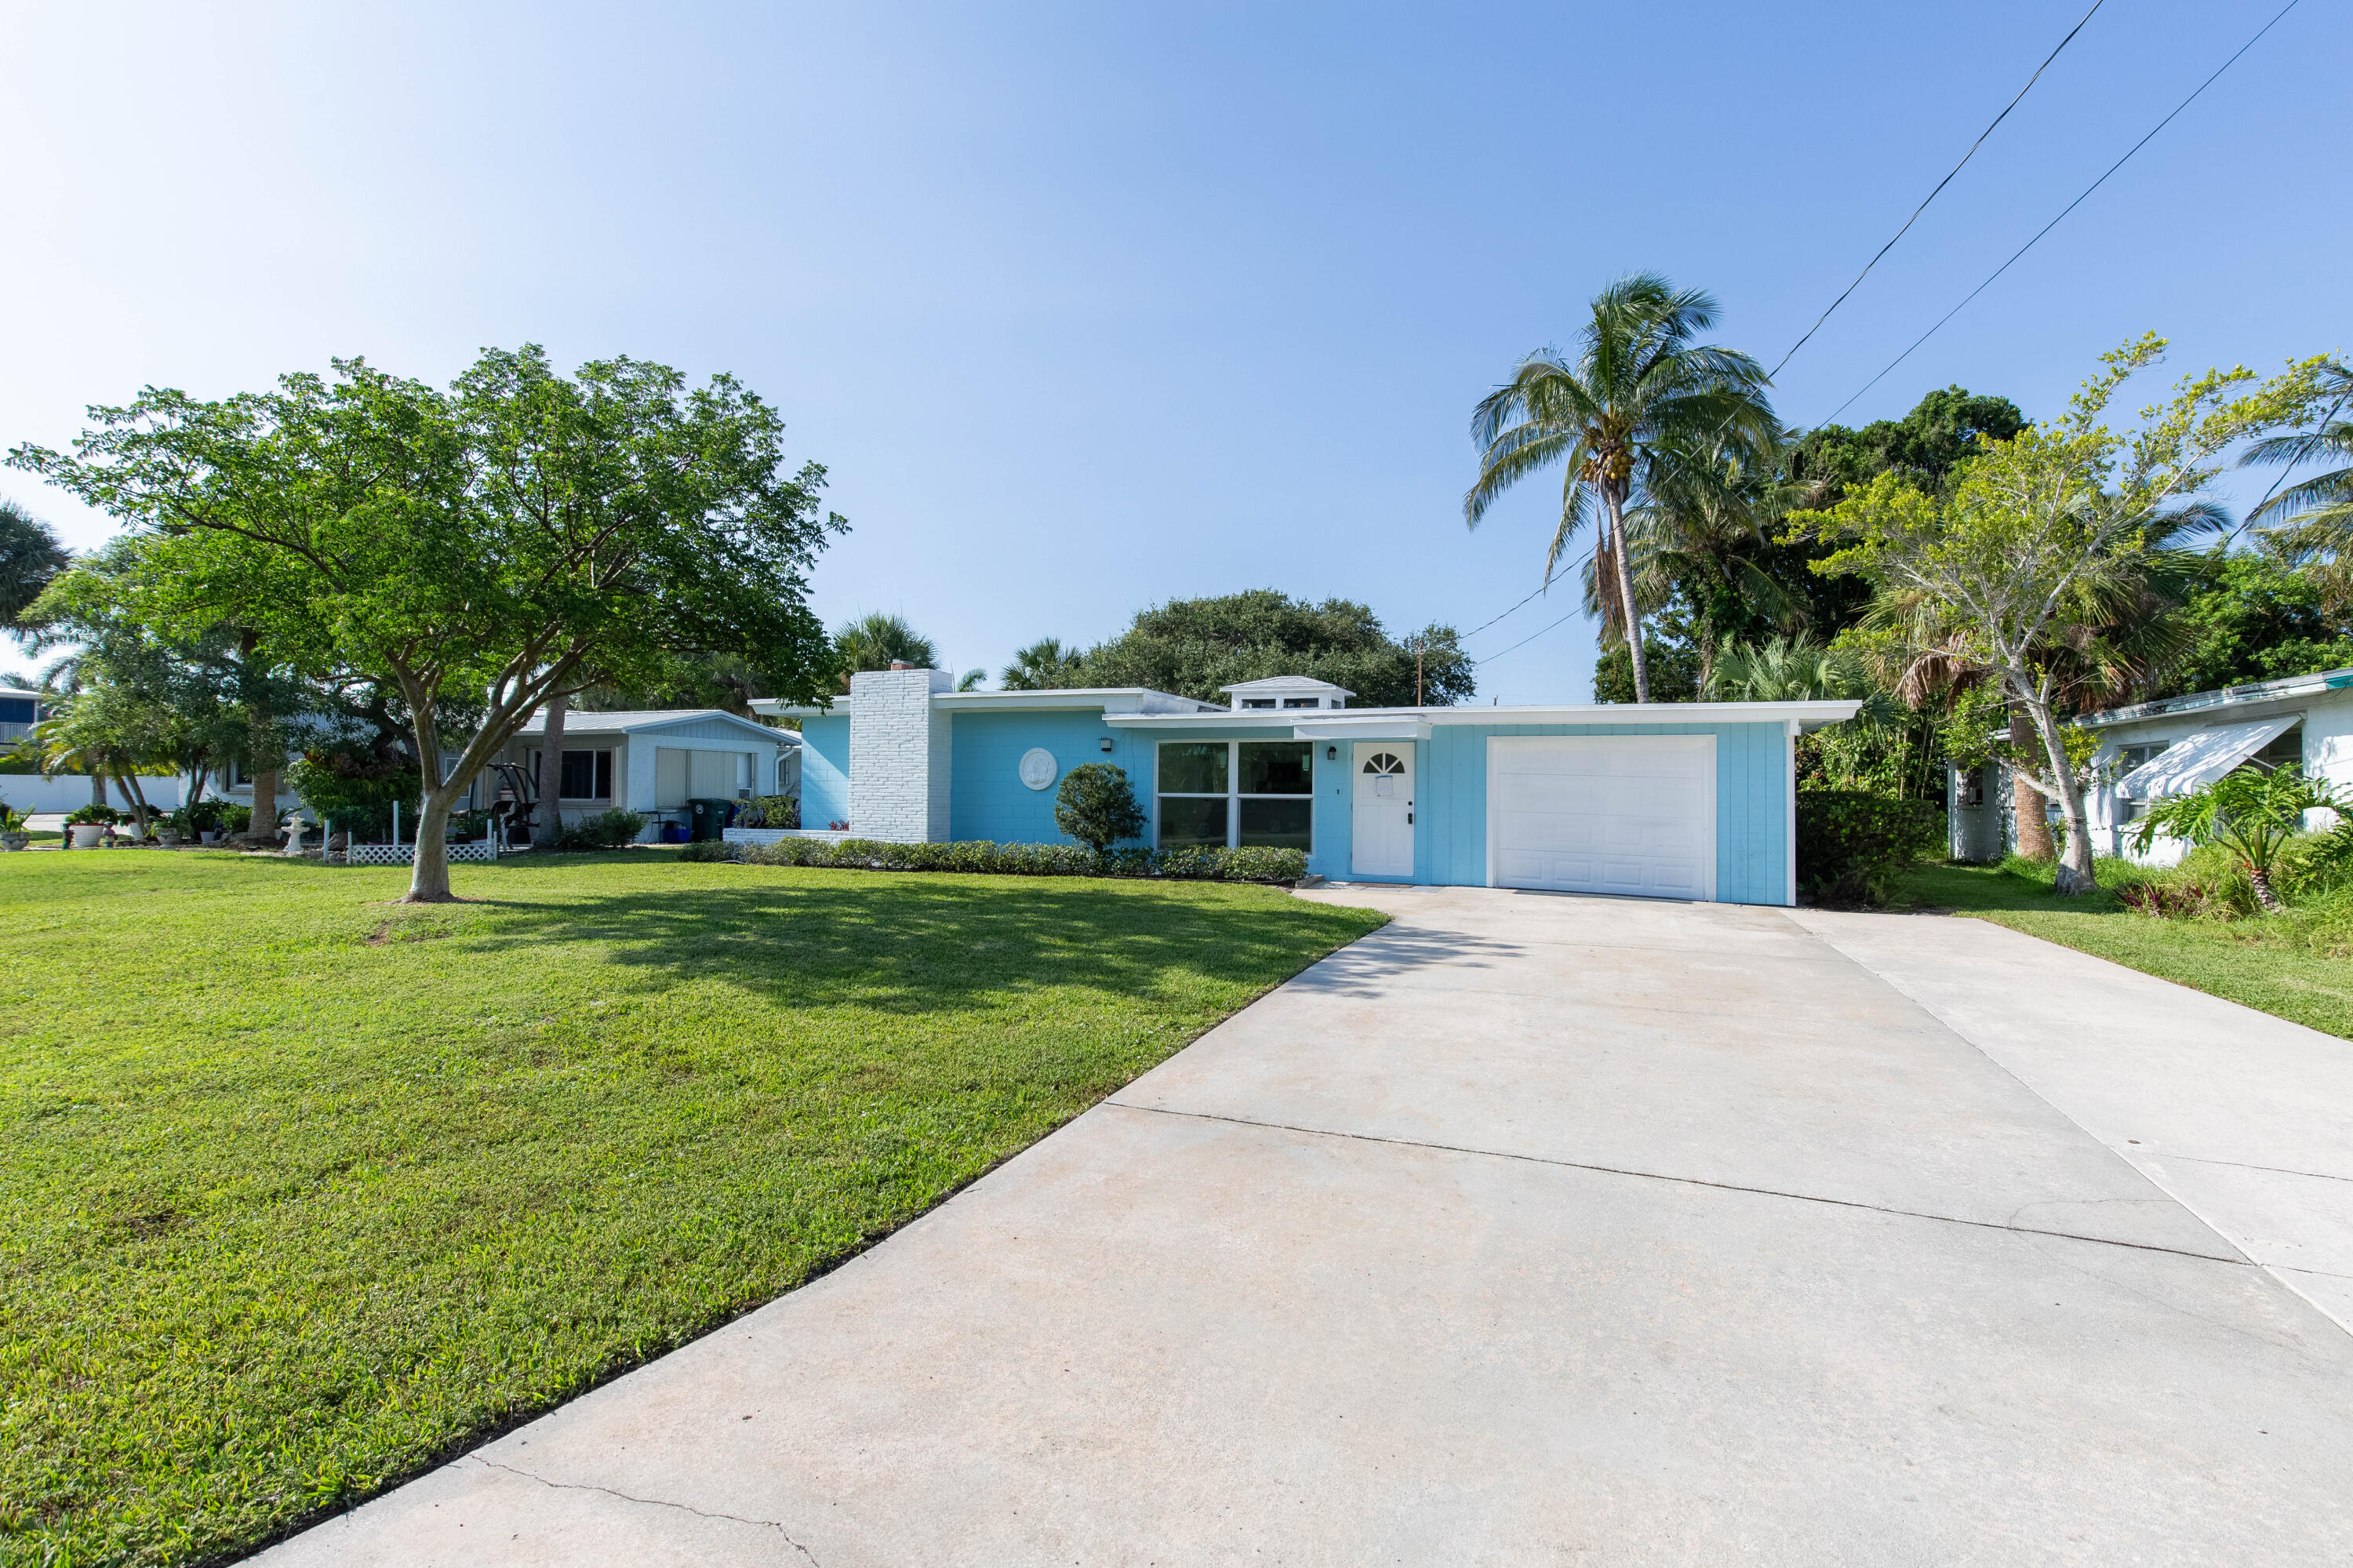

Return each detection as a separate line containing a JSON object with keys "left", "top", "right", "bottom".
{"left": 2114, "top": 715, "right": 2297, "bottom": 800}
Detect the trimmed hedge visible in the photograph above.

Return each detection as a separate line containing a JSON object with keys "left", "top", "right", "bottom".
{"left": 713, "top": 836, "right": 1307, "bottom": 883}
{"left": 1795, "top": 790, "right": 1946, "bottom": 906}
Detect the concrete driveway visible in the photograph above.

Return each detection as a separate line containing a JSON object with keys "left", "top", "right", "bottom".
{"left": 258, "top": 886, "right": 2353, "bottom": 1566}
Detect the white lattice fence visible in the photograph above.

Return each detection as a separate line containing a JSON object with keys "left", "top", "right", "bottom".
{"left": 342, "top": 842, "right": 498, "bottom": 866}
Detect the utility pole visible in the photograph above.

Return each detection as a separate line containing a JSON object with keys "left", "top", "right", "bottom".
{"left": 1415, "top": 638, "right": 1425, "bottom": 707}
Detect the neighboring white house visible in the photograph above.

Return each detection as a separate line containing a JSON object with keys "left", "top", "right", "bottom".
{"left": 194, "top": 706, "right": 798, "bottom": 841}
{"left": 1948, "top": 665, "right": 2353, "bottom": 864}
{"left": 499, "top": 708, "right": 797, "bottom": 839}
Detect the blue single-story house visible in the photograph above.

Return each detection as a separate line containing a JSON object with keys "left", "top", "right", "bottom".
{"left": 754, "top": 668, "right": 1859, "bottom": 906}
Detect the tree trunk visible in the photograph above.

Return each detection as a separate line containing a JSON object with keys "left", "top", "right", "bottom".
{"left": 1603, "top": 488, "right": 1650, "bottom": 704}
{"left": 2008, "top": 708, "right": 2055, "bottom": 861}
{"left": 118, "top": 773, "right": 154, "bottom": 838}
{"left": 534, "top": 694, "right": 567, "bottom": 847}
{"left": 249, "top": 767, "right": 278, "bottom": 846}
{"left": 2020, "top": 695, "right": 2097, "bottom": 896}
{"left": 402, "top": 780, "right": 467, "bottom": 903}
{"left": 2249, "top": 864, "right": 2283, "bottom": 912}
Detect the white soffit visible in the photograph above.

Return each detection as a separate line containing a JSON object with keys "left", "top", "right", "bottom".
{"left": 1290, "top": 718, "right": 1432, "bottom": 740}
{"left": 2115, "top": 715, "right": 2297, "bottom": 800}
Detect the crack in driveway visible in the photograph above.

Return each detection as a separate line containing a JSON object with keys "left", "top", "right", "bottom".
{"left": 1107, "top": 1101, "right": 2253, "bottom": 1266}
{"left": 475, "top": 1457, "right": 820, "bottom": 1563}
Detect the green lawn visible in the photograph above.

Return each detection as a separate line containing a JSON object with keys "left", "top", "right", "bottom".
{"left": 1897, "top": 859, "right": 2353, "bottom": 1039}
{"left": 0, "top": 850, "right": 1386, "bottom": 1566}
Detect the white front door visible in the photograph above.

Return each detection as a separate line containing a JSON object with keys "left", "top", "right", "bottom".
{"left": 1487, "top": 735, "right": 1715, "bottom": 900}
{"left": 1351, "top": 744, "right": 1414, "bottom": 877}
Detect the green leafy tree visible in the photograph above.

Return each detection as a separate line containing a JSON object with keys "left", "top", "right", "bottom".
{"left": 831, "top": 612, "right": 937, "bottom": 692}
{"left": 2155, "top": 547, "right": 2353, "bottom": 696}
{"left": 1053, "top": 762, "right": 1146, "bottom": 854}
{"left": 1787, "top": 387, "right": 2028, "bottom": 506}
{"left": 2134, "top": 765, "right": 2344, "bottom": 911}
{"left": 12, "top": 346, "right": 843, "bottom": 901}
{"left": 1802, "top": 336, "right": 2322, "bottom": 895}
{"left": 1464, "top": 272, "right": 1777, "bottom": 702}
{"left": 1051, "top": 589, "right": 1471, "bottom": 708}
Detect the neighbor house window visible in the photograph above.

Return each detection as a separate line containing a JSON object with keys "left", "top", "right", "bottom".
{"left": 1155, "top": 740, "right": 1312, "bottom": 851}
{"left": 1281, "top": 697, "right": 1320, "bottom": 709}
{"left": 1239, "top": 698, "right": 1276, "bottom": 710}
{"left": 558, "top": 748, "right": 614, "bottom": 801}
{"left": 2112, "top": 742, "right": 2170, "bottom": 824}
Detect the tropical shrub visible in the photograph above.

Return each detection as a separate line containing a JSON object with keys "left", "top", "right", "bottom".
{"left": 677, "top": 838, "right": 736, "bottom": 862}
{"left": 64, "top": 803, "right": 122, "bottom": 827}
{"left": 1795, "top": 790, "right": 1945, "bottom": 906}
{"left": 735, "top": 794, "right": 799, "bottom": 829}
{"left": 1053, "top": 764, "right": 1145, "bottom": 853}
{"left": 730, "top": 837, "right": 1307, "bottom": 882}
{"left": 2133, "top": 766, "right": 2347, "bottom": 911}
{"left": 554, "top": 809, "right": 649, "bottom": 852}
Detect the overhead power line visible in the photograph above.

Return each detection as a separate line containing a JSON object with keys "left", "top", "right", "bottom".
{"left": 1771, "top": 0, "right": 2107, "bottom": 378}
{"left": 1820, "top": 0, "right": 2304, "bottom": 426}
{"left": 1473, "top": 607, "right": 1582, "bottom": 666}
{"left": 1455, "top": 580, "right": 1552, "bottom": 641}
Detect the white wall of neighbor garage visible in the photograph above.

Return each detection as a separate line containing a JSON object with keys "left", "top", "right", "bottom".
{"left": 1485, "top": 734, "right": 1717, "bottom": 901}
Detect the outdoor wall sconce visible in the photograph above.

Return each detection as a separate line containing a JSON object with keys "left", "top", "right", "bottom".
{"left": 1100, "top": 737, "right": 1115, "bottom": 752}
{"left": 1326, "top": 745, "right": 1337, "bottom": 760}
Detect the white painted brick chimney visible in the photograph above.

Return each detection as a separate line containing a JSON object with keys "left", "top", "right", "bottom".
{"left": 848, "top": 667, "right": 955, "bottom": 842}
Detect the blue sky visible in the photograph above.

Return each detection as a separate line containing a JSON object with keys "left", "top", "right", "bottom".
{"left": 2, "top": 1, "right": 2345, "bottom": 700}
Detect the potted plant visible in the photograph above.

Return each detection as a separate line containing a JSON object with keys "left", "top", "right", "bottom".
{"left": 65, "top": 802, "right": 120, "bottom": 849}
{"left": 0, "top": 806, "right": 28, "bottom": 852}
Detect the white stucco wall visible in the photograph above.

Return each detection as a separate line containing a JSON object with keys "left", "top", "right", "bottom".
{"left": 2086, "top": 685, "right": 2353, "bottom": 864}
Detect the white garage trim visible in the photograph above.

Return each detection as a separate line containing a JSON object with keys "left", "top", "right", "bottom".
{"left": 1485, "top": 734, "right": 1717, "bottom": 902}
{"left": 1786, "top": 718, "right": 1801, "bottom": 908}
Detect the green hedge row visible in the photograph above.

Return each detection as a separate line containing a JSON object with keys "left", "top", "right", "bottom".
{"left": 1795, "top": 790, "right": 1946, "bottom": 905}
{"left": 681, "top": 835, "right": 1308, "bottom": 883}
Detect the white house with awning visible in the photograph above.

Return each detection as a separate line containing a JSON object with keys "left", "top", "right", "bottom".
{"left": 1948, "top": 666, "right": 2353, "bottom": 864}
{"left": 500, "top": 708, "right": 799, "bottom": 837}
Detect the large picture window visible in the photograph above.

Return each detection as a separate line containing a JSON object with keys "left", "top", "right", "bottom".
{"left": 1156, "top": 740, "right": 1313, "bottom": 851}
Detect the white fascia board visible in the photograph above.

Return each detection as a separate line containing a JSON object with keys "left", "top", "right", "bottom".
{"left": 1103, "top": 700, "right": 1862, "bottom": 732}
{"left": 750, "top": 698, "right": 847, "bottom": 719}
{"left": 931, "top": 688, "right": 1218, "bottom": 715}
{"left": 1289, "top": 717, "right": 1432, "bottom": 740}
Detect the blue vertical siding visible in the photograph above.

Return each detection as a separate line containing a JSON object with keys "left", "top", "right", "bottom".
{"left": 1304, "top": 722, "right": 1791, "bottom": 906}
{"left": 798, "top": 715, "right": 851, "bottom": 829}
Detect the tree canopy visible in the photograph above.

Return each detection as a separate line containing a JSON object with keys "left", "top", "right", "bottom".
{"left": 11, "top": 345, "right": 843, "bottom": 899}
{"left": 0, "top": 497, "right": 69, "bottom": 633}
{"left": 1006, "top": 590, "right": 1472, "bottom": 708}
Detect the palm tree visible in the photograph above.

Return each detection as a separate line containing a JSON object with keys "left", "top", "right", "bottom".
{"left": 0, "top": 498, "right": 70, "bottom": 634}
{"left": 1465, "top": 273, "right": 1778, "bottom": 702}
{"left": 1704, "top": 635, "right": 1867, "bottom": 703}
{"left": 832, "top": 612, "right": 938, "bottom": 693}
{"left": 2246, "top": 360, "right": 2353, "bottom": 598}
{"left": 1614, "top": 431, "right": 1809, "bottom": 689}
{"left": 999, "top": 636, "right": 1088, "bottom": 691}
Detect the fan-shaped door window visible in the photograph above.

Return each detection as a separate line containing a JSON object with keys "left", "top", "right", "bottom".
{"left": 1363, "top": 751, "right": 1404, "bottom": 796}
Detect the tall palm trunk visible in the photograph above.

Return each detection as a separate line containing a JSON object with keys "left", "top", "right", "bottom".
{"left": 534, "top": 694, "right": 567, "bottom": 847}
{"left": 1603, "top": 486, "right": 1651, "bottom": 704}
{"left": 2008, "top": 708, "right": 2055, "bottom": 860}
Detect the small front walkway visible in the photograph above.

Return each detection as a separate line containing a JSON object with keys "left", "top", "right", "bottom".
{"left": 256, "top": 886, "right": 2353, "bottom": 1565}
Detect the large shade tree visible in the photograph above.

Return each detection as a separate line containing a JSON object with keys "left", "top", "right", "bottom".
{"left": 1802, "top": 337, "right": 2321, "bottom": 894}
{"left": 12, "top": 346, "right": 843, "bottom": 900}
{"left": 1464, "top": 272, "right": 1777, "bottom": 703}
{"left": 1011, "top": 590, "right": 1471, "bottom": 708}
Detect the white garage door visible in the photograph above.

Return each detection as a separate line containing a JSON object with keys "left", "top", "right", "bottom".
{"left": 1487, "top": 736, "right": 1715, "bottom": 900}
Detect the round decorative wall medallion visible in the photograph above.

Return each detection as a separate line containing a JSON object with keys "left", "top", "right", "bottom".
{"left": 1018, "top": 748, "right": 1059, "bottom": 791}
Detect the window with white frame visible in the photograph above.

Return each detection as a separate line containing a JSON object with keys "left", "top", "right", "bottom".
{"left": 556, "top": 749, "right": 615, "bottom": 801}
{"left": 1155, "top": 740, "right": 1313, "bottom": 850}
{"left": 2112, "top": 742, "right": 2170, "bottom": 824}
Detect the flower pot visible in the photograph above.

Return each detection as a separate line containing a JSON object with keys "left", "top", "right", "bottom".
{"left": 71, "top": 824, "right": 104, "bottom": 848}
{"left": 158, "top": 830, "right": 183, "bottom": 847}
{"left": 2, "top": 833, "right": 27, "bottom": 852}
{"left": 200, "top": 830, "right": 220, "bottom": 845}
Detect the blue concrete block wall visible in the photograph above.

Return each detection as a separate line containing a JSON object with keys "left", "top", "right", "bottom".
{"left": 798, "top": 715, "right": 851, "bottom": 829}
{"left": 949, "top": 709, "right": 1156, "bottom": 845}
